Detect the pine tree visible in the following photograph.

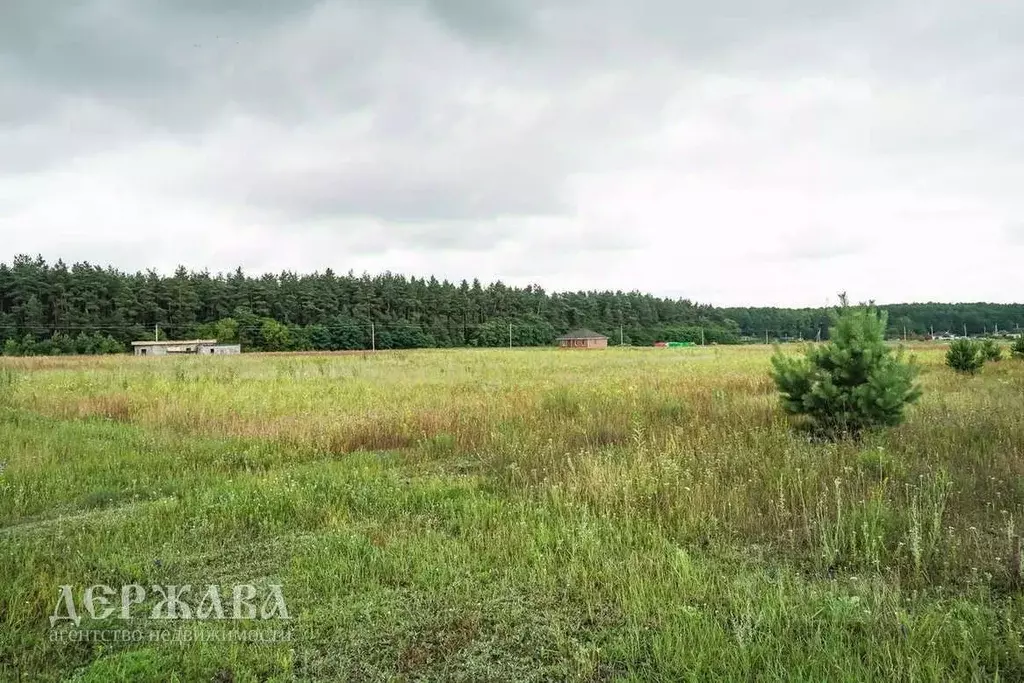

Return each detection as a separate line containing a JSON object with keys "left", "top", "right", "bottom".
{"left": 1012, "top": 335, "right": 1024, "bottom": 360}
{"left": 770, "top": 300, "right": 922, "bottom": 439}
{"left": 980, "top": 339, "right": 1002, "bottom": 362}
{"left": 946, "top": 339, "right": 985, "bottom": 374}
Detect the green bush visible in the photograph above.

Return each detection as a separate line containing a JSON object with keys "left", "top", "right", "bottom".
{"left": 770, "top": 302, "right": 922, "bottom": 439}
{"left": 1012, "top": 336, "right": 1024, "bottom": 360}
{"left": 980, "top": 339, "right": 1003, "bottom": 362}
{"left": 1, "top": 339, "right": 19, "bottom": 356}
{"left": 946, "top": 339, "right": 985, "bottom": 374}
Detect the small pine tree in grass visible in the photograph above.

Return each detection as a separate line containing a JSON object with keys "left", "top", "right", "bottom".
{"left": 981, "top": 339, "right": 1002, "bottom": 362}
{"left": 1012, "top": 336, "right": 1024, "bottom": 360}
{"left": 770, "top": 300, "right": 922, "bottom": 439}
{"left": 946, "top": 339, "right": 985, "bottom": 374}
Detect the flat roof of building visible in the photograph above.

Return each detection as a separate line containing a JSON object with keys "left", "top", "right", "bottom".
{"left": 130, "top": 339, "right": 218, "bottom": 346}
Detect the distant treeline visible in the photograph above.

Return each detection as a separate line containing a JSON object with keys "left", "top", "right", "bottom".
{"left": 0, "top": 255, "right": 1020, "bottom": 355}
{"left": 721, "top": 304, "right": 1024, "bottom": 341}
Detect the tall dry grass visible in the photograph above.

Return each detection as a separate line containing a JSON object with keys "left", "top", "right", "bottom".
{"left": 3, "top": 344, "right": 1024, "bottom": 680}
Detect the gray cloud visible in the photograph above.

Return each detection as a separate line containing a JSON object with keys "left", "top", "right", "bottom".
{"left": 237, "top": 162, "right": 568, "bottom": 224}
{"left": 420, "top": 0, "right": 540, "bottom": 40}
{"left": 2, "top": 0, "right": 1024, "bottom": 304}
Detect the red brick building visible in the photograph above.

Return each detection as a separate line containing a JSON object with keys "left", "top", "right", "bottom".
{"left": 555, "top": 329, "right": 609, "bottom": 349}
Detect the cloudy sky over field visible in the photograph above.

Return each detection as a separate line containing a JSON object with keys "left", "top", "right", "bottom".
{"left": 1, "top": 0, "right": 1022, "bottom": 306}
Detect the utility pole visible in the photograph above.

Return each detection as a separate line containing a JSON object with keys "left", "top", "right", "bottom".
{"left": 371, "top": 322, "right": 375, "bottom": 351}
{"left": 155, "top": 324, "right": 159, "bottom": 342}
{"left": 903, "top": 326, "right": 907, "bottom": 341}
{"left": 509, "top": 322, "right": 512, "bottom": 349}
{"left": 765, "top": 330, "right": 769, "bottom": 345}
{"left": 963, "top": 323, "right": 968, "bottom": 338}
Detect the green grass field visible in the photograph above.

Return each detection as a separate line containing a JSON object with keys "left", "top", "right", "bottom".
{"left": 3, "top": 345, "right": 1024, "bottom": 681}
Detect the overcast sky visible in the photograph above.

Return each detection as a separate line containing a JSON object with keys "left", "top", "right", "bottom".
{"left": 1, "top": 1, "right": 1022, "bottom": 306}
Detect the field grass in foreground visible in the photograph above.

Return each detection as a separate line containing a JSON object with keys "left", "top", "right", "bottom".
{"left": 2, "top": 345, "right": 1024, "bottom": 681}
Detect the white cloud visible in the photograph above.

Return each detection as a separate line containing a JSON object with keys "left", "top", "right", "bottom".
{"left": 1, "top": 0, "right": 1023, "bottom": 306}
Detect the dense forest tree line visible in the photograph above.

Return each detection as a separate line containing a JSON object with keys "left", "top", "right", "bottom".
{"left": 0, "top": 256, "right": 1019, "bottom": 355}
{"left": 722, "top": 303, "right": 1024, "bottom": 341}
{"left": 0, "top": 256, "right": 739, "bottom": 354}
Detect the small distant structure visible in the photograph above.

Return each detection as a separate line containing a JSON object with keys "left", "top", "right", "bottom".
{"left": 131, "top": 339, "right": 241, "bottom": 356}
{"left": 556, "top": 329, "right": 608, "bottom": 349}
{"left": 653, "top": 341, "right": 668, "bottom": 348}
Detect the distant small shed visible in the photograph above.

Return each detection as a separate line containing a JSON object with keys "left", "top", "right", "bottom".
{"left": 555, "top": 329, "right": 608, "bottom": 349}
{"left": 131, "top": 339, "right": 241, "bottom": 356}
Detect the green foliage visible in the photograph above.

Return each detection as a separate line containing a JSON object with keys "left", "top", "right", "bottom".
{"left": 1012, "top": 335, "right": 1024, "bottom": 359}
{"left": 725, "top": 301, "right": 1024, "bottom": 340}
{"left": 376, "top": 321, "right": 434, "bottom": 349}
{"left": 473, "top": 317, "right": 556, "bottom": 347}
{"left": 1, "top": 254, "right": 1021, "bottom": 354}
{"left": 0, "top": 256, "right": 746, "bottom": 354}
{"left": 6, "top": 348, "right": 1024, "bottom": 679}
{"left": 194, "top": 318, "right": 240, "bottom": 344}
{"left": 980, "top": 339, "right": 1003, "bottom": 362}
{"left": 214, "top": 318, "right": 239, "bottom": 344}
{"left": 325, "top": 316, "right": 370, "bottom": 350}
{"left": 98, "top": 335, "right": 126, "bottom": 354}
{"left": 19, "top": 334, "right": 36, "bottom": 355}
{"left": 946, "top": 339, "right": 985, "bottom": 374}
{"left": 259, "top": 318, "right": 292, "bottom": 352}
{"left": 771, "top": 304, "right": 922, "bottom": 439}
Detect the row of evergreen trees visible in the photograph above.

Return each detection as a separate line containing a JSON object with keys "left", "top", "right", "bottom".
{"left": 0, "top": 255, "right": 1020, "bottom": 355}
{"left": 723, "top": 303, "right": 1024, "bottom": 341}
{"left": 0, "top": 256, "right": 739, "bottom": 354}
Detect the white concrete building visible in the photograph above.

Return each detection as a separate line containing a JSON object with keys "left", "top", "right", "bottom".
{"left": 131, "top": 339, "right": 241, "bottom": 356}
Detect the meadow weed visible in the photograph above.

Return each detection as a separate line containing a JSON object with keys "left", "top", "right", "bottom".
{"left": 3, "top": 345, "right": 1024, "bottom": 680}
